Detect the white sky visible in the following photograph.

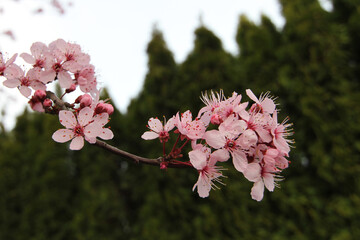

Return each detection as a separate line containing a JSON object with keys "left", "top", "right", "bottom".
{"left": 0, "top": 0, "right": 286, "bottom": 130}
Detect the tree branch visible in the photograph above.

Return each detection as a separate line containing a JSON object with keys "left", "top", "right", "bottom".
{"left": 46, "top": 91, "right": 193, "bottom": 169}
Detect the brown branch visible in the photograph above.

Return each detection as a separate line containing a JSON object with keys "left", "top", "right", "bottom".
{"left": 45, "top": 90, "right": 193, "bottom": 169}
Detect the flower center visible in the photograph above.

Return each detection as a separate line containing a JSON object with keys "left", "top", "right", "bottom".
{"left": 73, "top": 124, "right": 84, "bottom": 136}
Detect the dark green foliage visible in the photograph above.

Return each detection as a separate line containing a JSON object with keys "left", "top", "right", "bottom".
{"left": 0, "top": 0, "right": 360, "bottom": 239}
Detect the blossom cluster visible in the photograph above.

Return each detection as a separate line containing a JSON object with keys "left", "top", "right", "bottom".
{"left": 142, "top": 90, "right": 293, "bottom": 201}
{"left": 0, "top": 39, "right": 114, "bottom": 149}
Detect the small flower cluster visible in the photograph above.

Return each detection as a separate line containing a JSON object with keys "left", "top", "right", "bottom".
{"left": 142, "top": 90, "right": 293, "bottom": 201}
{"left": 0, "top": 39, "right": 114, "bottom": 150}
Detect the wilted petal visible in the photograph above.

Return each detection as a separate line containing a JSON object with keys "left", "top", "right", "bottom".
{"left": 70, "top": 136, "right": 84, "bottom": 150}
{"left": 59, "top": 110, "right": 77, "bottom": 128}
{"left": 52, "top": 129, "right": 74, "bottom": 143}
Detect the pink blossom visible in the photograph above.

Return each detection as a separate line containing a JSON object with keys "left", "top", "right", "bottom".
{"left": 270, "top": 111, "right": 292, "bottom": 154}
{"left": 20, "top": 42, "right": 49, "bottom": 68}
{"left": 189, "top": 148, "right": 225, "bottom": 198}
{"left": 246, "top": 89, "right": 276, "bottom": 114}
{"left": 40, "top": 54, "right": 73, "bottom": 88}
{"left": 3, "top": 66, "right": 46, "bottom": 97}
{"left": 175, "top": 110, "right": 205, "bottom": 140}
{"left": 0, "top": 52, "right": 17, "bottom": 76}
{"left": 198, "top": 91, "right": 242, "bottom": 125}
{"left": 142, "top": 117, "right": 176, "bottom": 143}
{"left": 243, "top": 162, "right": 281, "bottom": 201}
{"left": 52, "top": 107, "right": 103, "bottom": 150}
{"left": 49, "top": 39, "right": 90, "bottom": 73}
{"left": 75, "top": 65, "right": 97, "bottom": 93}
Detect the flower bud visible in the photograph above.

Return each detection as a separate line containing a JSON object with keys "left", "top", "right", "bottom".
{"left": 65, "top": 83, "right": 76, "bottom": 93}
{"left": 80, "top": 94, "right": 92, "bottom": 108}
{"left": 43, "top": 98, "right": 53, "bottom": 108}
{"left": 34, "top": 89, "right": 47, "bottom": 102}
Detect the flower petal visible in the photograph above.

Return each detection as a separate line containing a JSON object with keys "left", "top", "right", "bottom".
{"left": 59, "top": 110, "right": 77, "bottom": 128}
{"left": 98, "top": 128, "right": 114, "bottom": 140}
{"left": 70, "top": 136, "right": 84, "bottom": 150}
{"left": 231, "top": 150, "right": 248, "bottom": 173}
{"left": 189, "top": 149, "right": 207, "bottom": 170}
{"left": 78, "top": 107, "right": 94, "bottom": 126}
{"left": 204, "top": 130, "right": 226, "bottom": 149}
{"left": 52, "top": 129, "right": 74, "bottom": 143}
{"left": 251, "top": 181, "right": 265, "bottom": 201}
{"left": 243, "top": 163, "right": 262, "bottom": 182}
{"left": 148, "top": 117, "right": 163, "bottom": 132}
{"left": 141, "top": 131, "right": 159, "bottom": 140}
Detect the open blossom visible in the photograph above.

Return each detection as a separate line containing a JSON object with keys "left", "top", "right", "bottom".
{"left": 243, "top": 162, "right": 281, "bottom": 201}
{"left": 189, "top": 148, "right": 225, "bottom": 198}
{"left": 52, "top": 107, "right": 105, "bottom": 150}
{"left": 20, "top": 42, "right": 49, "bottom": 68}
{"left": 0, "top": 52, "right": 17, "bottom": 76}
{"left": 246, "top": 89, "right": 276, "bottom": 114}
{"left": 175, "top": 110, "right": 206, "bottom": 140}
{"left": 3, "top": 66, "right": 45, "bottom": 97}
{"left": 142, "top": 117, "right": 176, "bottom": 143}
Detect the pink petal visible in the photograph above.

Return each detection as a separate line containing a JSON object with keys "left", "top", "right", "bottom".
{"left": 246, "top": 89, "right": 259, "bottom": 104}
{"left": 19, "top": 86, "right": 32, "bottom": 98}
{"left": 3, "top": 78, "right": 20, "bottom": 88}
{"left": 251, "top": 181, "right": 264, "bottom": 201}
{"left": 59, "top": 110, "right": 77, "bottom": 128}
{"left": 204, "top": 130, "right": 226, "bottom": 149}
{"left": 243, "top": 163, "right": 262, "bottom": 182}
{"left": 164, "top": 116, "right": 176, "bottom": 131}
{"left": 263, "top": 173, "right": 275, "bottom": 192}
{"left": 181, "top": 110, "right": 193, "bottom": 124}
{"left": 52, "top": 129, "right": 74, "bottom": 143}
{"left": 147, "top": 117, "right": 163, "bottom": 132}
{"left": 99, "top": 128, "right": 114, "bottom": 140}
{"left": 231, "top": 150, "right": 248, "bottom": 173}
{"left": 78, "top": 107, "right": 94, "bottom": 126}
{"left": 262, "top": 98, "right": 276, "bottom": 113}
{"left": 256, "top": 128, "right": 272, "bottom": 143}
{"left": 189, "top": 149, "right": 207, "bottom": 170}
{"left": 58, "top": 71, "right": 73, "bottom": 89}
{"left": 40, "top": 70, "right": 56, "bottom": 84}
{"left": 210, "top": 149, "right": 230, "bottom": 162}
{"left": 20, "top": 53, "right": 35, "bottom": 65}
{"left": 5, "top": 53, "right": 17, "bottom": 67}
{"left": 31, "top": 42, "right": 48, "bottom": 58}
{"left": 84, "top": 122, "right": 101, "bottom": 138}
{"left": 193, "top": 173, "right": 211, "bottom": 198}
{"left": 70, "top": 136, "right": 84, "bottom": 150}
{"left": 141, "top": 131, "right": 159, "bottom": 140}
{"left": 93, "top": 113, "right": 109, "bottom": 127}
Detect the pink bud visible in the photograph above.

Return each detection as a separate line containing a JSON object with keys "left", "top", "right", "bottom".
{"left": 210, "top": 114, "right": 222, "bottom": 125}
{"left": 104, "top": 103, "right": 114, "bottom": 115}
{"left": 43, "top": 99, "right": 53, "bottom": 108}
{"left": 34, "top": 90, "right": 47, "bottom": 101}
{"left": 80, "top": 94, "right": 92, "bottom": 108}
{"left": 65, "top": 83, "right": 76, "bottom": 93}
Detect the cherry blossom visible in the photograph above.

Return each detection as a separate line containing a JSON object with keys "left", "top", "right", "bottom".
{"left": 0, "top": 52, "right": 17, "bottom": 76}
{"left": 189, "top": 148, "right": 225, "bottom": 198}
{"left": 142, "top": 117, "right": 176, "bottom": 143}
{"left": 175, "top": 110, "right": 206, "bottom": 140}
{"left": 52, "top": 107, "right": 105, "bottom": 150}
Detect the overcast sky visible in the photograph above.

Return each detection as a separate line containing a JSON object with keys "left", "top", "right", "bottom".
{"left": 0, "top": 0, "right": 288, "bottom": 129}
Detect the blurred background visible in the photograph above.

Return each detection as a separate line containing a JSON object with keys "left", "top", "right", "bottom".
{"left": 0, "top": 0, "right": 360, "bottom": 239}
